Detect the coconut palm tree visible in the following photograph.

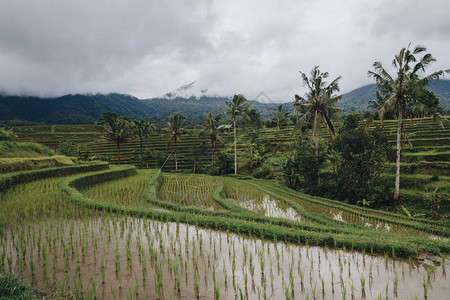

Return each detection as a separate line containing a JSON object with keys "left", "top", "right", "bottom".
{"left": 163, "top": 113, "right": 191, "bottom": 172}
{"left": 293, "top": 66, "right": 342, "bottom": 186}
{"left": 368, "top": 44, "right": 449, "bottom": 201}
{"left": 225, "top": 94, "right": 251, "bottom": 175}
{"left": 273, "top": 104, "right": 289, "bottom": 130}
{"left": 103, "top": 116, "right": 134, "bottom": 164}
{"left": 133, "top": 118, "right": 156, "bottom": 155}
{"left": 198, "top": 112, "right": 225, "bottom": 169}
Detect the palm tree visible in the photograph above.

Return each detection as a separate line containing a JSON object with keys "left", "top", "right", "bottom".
{"left": 368, "top": 44, "right": 449, "bottom": 201}
{"left": 198, "top": 112, "right": 225, "bottom": 169}
{"left": 133, "top": 118, "right": 156, "bottom": 155}
{"left": 163, "top": 113, "right": 191, "bottom": 172}
{"left": 293, "top": 66, "right": 342, "bottom": 186}
{"left": 103, "top": 116, "right": 134, "bottom": 164}
{"left": 273, "top": 104, "right": 289, "bottom": 130}
{"left": 225, "top": 94, "right": 251, "bottom": 175}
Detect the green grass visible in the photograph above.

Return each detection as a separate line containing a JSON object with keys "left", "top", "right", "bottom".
{"left": 0, "top": 156, "right": 75, "bottom": 173}
{"left": 0, "top": 274, "right": 38, "bottom": 300}
{"left": 0, "top": 141, "right": 53, "bottom": 158}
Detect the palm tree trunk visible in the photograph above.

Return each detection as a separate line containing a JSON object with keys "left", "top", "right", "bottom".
{"left": 211, "top": 143, "right": 215, "bottom": 169}
{"left": 233, "top": 119, "right": 237, "bottom": 175}
{"left": 174, "top": 139, "right": 178, "bottom": 173}
{"left": 394, "top": 105, "right": 403, "bottom": 202}
{"left": 117, "top": 143, "right": 121, "bottom": 165}
{"left": 140, "top": 138, "right": 143, "bottom": 155}
{"left": 315, "top": 146, "right": 321, "bottom": 187}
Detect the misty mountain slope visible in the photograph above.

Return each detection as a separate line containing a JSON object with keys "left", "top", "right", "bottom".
{"left": 1, "top": 80, "right": 449, "bottom": 124}
{"left": 339, "top": 80, "right": 450, "bottom": 112}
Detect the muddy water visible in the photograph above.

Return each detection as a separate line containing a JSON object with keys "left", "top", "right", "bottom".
{"left": 1, "top": 215, "right": 448, "bottom": 299}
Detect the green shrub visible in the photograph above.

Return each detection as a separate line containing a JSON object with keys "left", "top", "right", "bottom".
{"left": 0, "top": 141, "right": 53, "bottom": 158}
{"left": 0, "top": 155, "right": 75, "bottom": 173}
{"left": 0, "top": 128, "right": 14, "bottom": 141}
{"left": 0, "top": 274, "right": 38, "bottom": 300}
{"left": 56, "top": 141, "right": 79, "bottom": 156}
{"left": 0, "top": 162, "right": 109, "bottom": 193}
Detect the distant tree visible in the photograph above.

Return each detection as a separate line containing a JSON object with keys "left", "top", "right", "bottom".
{"left": 368, "top": 44, "right": 449, "bottom": 201}
{"left": 0, "top": 127, "right": 14, "bottom": 141}
{"left": 198, "top": 112, "right": 225, "bottom": 169}
{"left": 272, "top": 104, "right": 289, "bottom": 129}
{"left": 293, "top": 66, "right": 342, "bottom": 187}
{"left": 103, "top": 116, "right": 134, "bottom": 164}
{"left": 333, "top": 118, "right": 392, "bottom": 205}
{"left": 225, "top": 94, "right": 251, "bottom": 175}
{"left": 411, "top": 89, "right": 445, "bottom": 128}
{"left": 97, "top": 111, "right": 121, "bottom": 126}
{"left": 57, "top": 141, "right": 79, "bottom": 157}
{"left": 133, "top": 118, "right": 156, "bottom": 155}
{"left": 163, "top": 113, "right": 191, "bottom": 172}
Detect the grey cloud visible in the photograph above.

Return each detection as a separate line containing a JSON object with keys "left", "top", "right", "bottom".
{"left": 0, "top": 0, "right": 449, "bottom": 100}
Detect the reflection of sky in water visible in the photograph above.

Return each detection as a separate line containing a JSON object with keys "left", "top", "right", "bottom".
{"left": 238, "top": 195, "right": 302, "bottom": 222}
{"left": 332, "top": 211, "right": 393, "bottom": 231}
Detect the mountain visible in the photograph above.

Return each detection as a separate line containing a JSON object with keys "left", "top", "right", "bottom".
{"left": 161, "top": 81, "right": 213, "bottom": 99}
{"left": 339, "top": 80, "right": 450, "bottom": 112}
{"left": 0, "top": 93, "right": 154, "bottom": 124}
{"left": 0, "top": 93, "right": 283, "bottom": 125}
{"left": 1, "top": 80, "right": 448, "bottom": 124}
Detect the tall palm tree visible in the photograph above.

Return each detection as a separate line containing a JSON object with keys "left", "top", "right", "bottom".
{"left": 225, "top": 94, "right": 250, "bottom": 175}
{"left": 198, "top": 112, "right": 225, "bottom": 169}
{"left": 103, "top": 116, "right": 134, "bottom": 164}
{"left": 293, "top": 66, "right": 342, "bottom": 186}
{"left": 273, "top": 104, "right": 289, "bottom": 130}
{"left": 163, "top": 113, "right": 191, "bottom": 172}
{"left": 368, "top": 44, "right": 449, "bottom": 201}
{"left": 133, "top": 118, "right": 156, "bottom": 155}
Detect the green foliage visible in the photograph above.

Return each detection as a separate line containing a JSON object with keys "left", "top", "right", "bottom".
{"left": 0, "top": 274, "right": 38, "bottom": 300}
{"left": 0, "top": 141, "right": 53, "bottom": 158}
{"left": 138, "top": 149, "right": 169, "bottom": 169}
{"left": 198, "top": 112, "right": 225, "bottom": 169}
{"left": 0, "top": 162, "right": 108, "bottom": 193}
{"left": 293, "top": 66, "right": 342, "bottom": 147}
{"left": 272, "top": 104, "right": 290, "bottom": 129}
{"left": 102, "top": 113, "right": 134, "bottom": 164}
{"left": 216, "top": 152, "right": 233, "bottom": 175}
{"left": 280, "top": 140, "right": 326, "bottom": 192}
{"left": 163, "top": 112, "right": 191, "bottom": 172}
{"left": 0, "top": 127, "right": 14, "bottom": 141}
{"left": 332, "top": 127, "right": 393, "bottom": 205}
{"left": 0, "top": 156, "right": 74, "bottom": 173}
{"left": 57, "top": 141, "right": 80, "bottom": 157}
{"left": 337, "top": 112, "right": 361, "bottom": 134}
{"left": 133, "top": 118, "right": 156, "bottom": 154}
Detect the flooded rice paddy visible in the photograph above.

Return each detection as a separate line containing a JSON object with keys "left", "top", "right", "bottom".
{"left": 0, "top": 170, "right": 448, "bottom": 299}
{"left": 1, "top": 216, "right": 448, "bottom": 299}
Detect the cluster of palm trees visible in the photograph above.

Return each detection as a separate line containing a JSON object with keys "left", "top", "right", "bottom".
{"left": 100, "top": 44, "right": 448, "bottom": 201}
{"left": 295, "top": 44, "right": 448, "bottom": 201}
{"left": 101, "top": 94, "right": 253, "bottom": 174}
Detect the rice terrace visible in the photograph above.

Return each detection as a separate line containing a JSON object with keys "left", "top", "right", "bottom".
{"left": 1, "top": 2, "right": 450, "bottom": 299}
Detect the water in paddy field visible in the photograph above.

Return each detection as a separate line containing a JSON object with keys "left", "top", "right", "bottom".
{"left": 238, "top": 195, "right": 303, "bottom": 222}
{"left": 1, "top": 215, "right": 448, "bottom": 299}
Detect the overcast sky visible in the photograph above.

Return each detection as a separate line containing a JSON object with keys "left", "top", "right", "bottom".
{"left": 0, "top": 0, "right": 449, "bottom": 102}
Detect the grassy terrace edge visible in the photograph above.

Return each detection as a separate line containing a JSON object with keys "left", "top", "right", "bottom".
{"left": 58, "top": 168, "right": 450, "bottom": 257}
{"left": 0, "top": 161, "right": 109, "bottom": 193}
{"left": 246, "top": 179, "right": 449, "bottom": 236}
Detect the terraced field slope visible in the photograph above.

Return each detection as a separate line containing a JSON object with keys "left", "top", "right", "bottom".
{"left": 2, "top": 164, "right": 449, "bottom": 299}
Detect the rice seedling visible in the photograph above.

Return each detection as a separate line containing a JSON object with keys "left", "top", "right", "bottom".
{"left": 1, "top": 167, "right": 449, "bottom": 300}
